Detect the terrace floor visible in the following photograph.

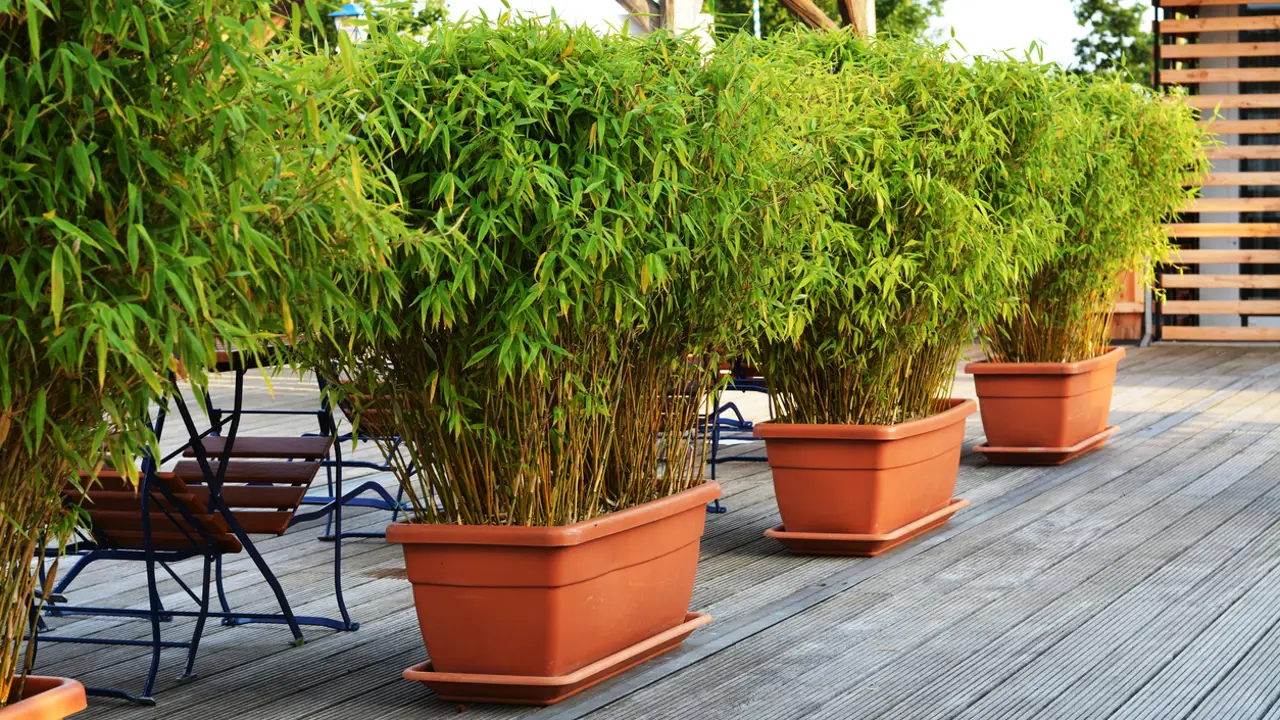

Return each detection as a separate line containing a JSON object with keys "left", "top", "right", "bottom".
{"left": 33, "top": 343, "right": 1280, "bottom": 720}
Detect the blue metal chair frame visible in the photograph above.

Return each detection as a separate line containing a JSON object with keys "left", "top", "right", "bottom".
{"left": 704, "top": 362, "right": 773, "bottom": 503}
{"left": 32, "top": 366, "right": 358, "bottom": 705}
{"left": 299, "top": 373, "right": 410, "bottom": 541}
{"left": 185, "top": 359, "right": 411, "bottom": 540}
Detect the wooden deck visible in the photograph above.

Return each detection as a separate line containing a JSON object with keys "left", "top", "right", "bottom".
{"left": 32, "top": 344, "right": 1280, "bottom": 720}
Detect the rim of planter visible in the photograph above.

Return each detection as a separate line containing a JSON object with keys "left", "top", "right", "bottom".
{"left": 384, "top": 481, "right": 721, "bottom": 547}
{"left": 0, "top": 676, "right": 87, "bottom": 720}
{"left": 964, "top": 346, "right": 1126, "bottom": 377}
{"left": 752, "top": 398, "right": 976, "bottom": 441}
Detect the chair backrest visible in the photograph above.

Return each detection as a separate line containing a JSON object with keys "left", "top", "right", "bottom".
{"left": 66, "top": 470, "right": 242, "bottom": 553}
{"left": 174, "top": 435, "right": 334, "bottom": 535}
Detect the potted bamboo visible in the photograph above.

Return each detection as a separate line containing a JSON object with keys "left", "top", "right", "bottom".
{"left": 749, "top": 33, "right": 1070, "bottom": 556}
{"left": 318, "top": 18, "right": 785, "bottom": 705}
{"left": 970, "top": 78, "right": 1208, "bottom": 465}
{"left": 0, "top": 2, "right": 412, "bottom": 712}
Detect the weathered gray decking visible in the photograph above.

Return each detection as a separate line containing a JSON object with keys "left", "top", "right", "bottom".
{"left": 33, "top": 344, "right": 1280, "bottom": 720}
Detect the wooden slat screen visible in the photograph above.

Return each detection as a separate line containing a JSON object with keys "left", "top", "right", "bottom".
{"left": 1156, "top": 1, "right": 1280, "bottom": 341}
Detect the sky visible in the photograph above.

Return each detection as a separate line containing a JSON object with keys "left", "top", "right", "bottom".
{"left": 932, "top": 0, "right": 1155, "bottom": 68}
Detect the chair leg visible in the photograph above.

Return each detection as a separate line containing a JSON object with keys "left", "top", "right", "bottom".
{"left": 706, "top": 391, "right": 727, "bottom": 514}
{"left": 225, "top": 506, "right": 305, "bottom": 645}
{"left": 179, "top": 369, "right": 306, "bottom": 646}
{"left": 215, "top": 555, "right": 232, "bottom": 616}
{"left": 331, "top": 449, "right": 358, "bottom": 631}
{"left": 141, "top": 554, "right": 163, "bottom": 702}
{"left": 320, "top": 461, "right": 336, "bottom": 540}
{"left": 183, "top": 554, "right": 215, "bottom": 680}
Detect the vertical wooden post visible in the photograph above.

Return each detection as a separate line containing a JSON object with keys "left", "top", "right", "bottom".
{"left": 850, "top": 0, "right": 874, "bottom": 36}
{"left": 837, "top": 0, "right": 875, "bottom": 35}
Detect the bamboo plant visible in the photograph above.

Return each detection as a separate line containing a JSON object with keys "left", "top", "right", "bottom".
{"left": 316, "top": 17, "right": 791, "bottom": 526}
{"left": 0, "top": 0, "right": 412, "bottom": 704}
{"left": 982, "top": 78, "right": 1209, "bottom": 363}
{"left": 752, "top": 32, "right": 1070, "bottom": 426}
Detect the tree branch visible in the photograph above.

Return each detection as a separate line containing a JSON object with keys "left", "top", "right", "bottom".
{"left": 614, "top": 0, "right": 655, "bottom": 31}
{"left": 837, "top": 0, "right": 872, "bottom": 35}
{"left": 778, "top": 0, "right": 840, "bottom": 30}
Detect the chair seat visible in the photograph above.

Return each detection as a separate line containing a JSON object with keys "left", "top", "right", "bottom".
{"left": 68, "top": 471, "right": 242, "bottom": 553}
{"left": 172, "top": 459, "right": 322, "bottom": 485}
{"left": 184, "top": 436, "right": 333, "bottom": 460}
{"left": 173, "top": 459, "right": 324, "bottom": 534}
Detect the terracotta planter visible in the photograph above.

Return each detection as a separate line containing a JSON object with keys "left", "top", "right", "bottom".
{"left": 754, "top": 399, "right": 975, "bottom": 556}
{"left": 388, "top": 481, "right": 720, "bottom": 705}
{"left": 0, "top": 677, "right": 86, "bottom": 719}
{"left": 965, "top": 346, "right": 1124, "bottom": 465}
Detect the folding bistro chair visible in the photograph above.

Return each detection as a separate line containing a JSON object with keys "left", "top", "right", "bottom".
{"left": 198, "top": 347, "right": 408, "bottom": 541}
{"left": 33, "top": 361, "right": 356, "bottom": 705}
{"left": 301, "top": 373, "right": 410, "bottom": 541}
{"left": 703, "top": 360, "right": 774, "bottom": 510}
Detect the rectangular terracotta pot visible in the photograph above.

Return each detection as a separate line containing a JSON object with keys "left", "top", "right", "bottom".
{"left": 0, "top": 676, "right": 87, "bottom": 719}
{"left": 965, "top": 347, "right": 1124, "bottom": 449}
{"left": 753, "top": 399, "right": 976, "bottom": 535}
{"left": 386, "top": 481, "right": 720, "bottom": 679}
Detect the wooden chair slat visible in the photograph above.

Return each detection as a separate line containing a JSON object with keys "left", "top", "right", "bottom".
{"left": 64, "top": 489, "right": 196, "bottom": 513}
{"left": 188, "top": 485, "right": 307, "bottom": 511}
{"left": 225, "top": 511, "right": 294, "bottom": 535}
{"left": 172, "top": 460, "right": 322, "bottom": 485}
{"left": 90, "top": 509, "right": 224, "bottom": 536}
{"left": 184, "top": 436, "right": 334, "bottom": 460}
{"left": 67, "top": 472, "right": 241, "bottom": 552}
{"left": 106, "top": 530, "right": 241, "bottom": 553}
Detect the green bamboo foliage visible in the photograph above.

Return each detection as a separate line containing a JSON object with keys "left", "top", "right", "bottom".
{"left": 983, "top": 79, "right": 1209, "bottom": 363}
{"left": 753, "top": 32, "right": 1070, "bottom": 426}
{"left": 0, "top": 1, "right": 413, "bottom": 702}
{"left": 317, "top": 18, "right": 789, "bottom": 526}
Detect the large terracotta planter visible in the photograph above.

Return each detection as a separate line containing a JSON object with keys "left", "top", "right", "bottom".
{"left": 965, "top": 346, "right": 1124, "bottom": 465}
{"left": 389, "top": 481, "right": 720, "bottom": 705}
{"left": 754, "top": 399, "right": 975, "bottom": 556}
{"left": 0, "top": 677, "right": 86, "bottom": 719}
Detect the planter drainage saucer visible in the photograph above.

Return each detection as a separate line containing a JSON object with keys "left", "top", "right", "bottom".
{"left": 975, "top": 425, "right": 1117, "bottom": 466}
{"left": 404, "top": 612, "right": 711, "bottom": 705}
{"left": 765, "top": 498, "right": 969, "bottom": 557}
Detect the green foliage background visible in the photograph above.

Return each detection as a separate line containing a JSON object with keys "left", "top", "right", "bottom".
{"left": 0, "top": 0, "right": 415, "bottom": 698}
{"left": 1073, "top": 0, "right": 1153, "bottom": 84}
{"left": 314, "top": 16, "right": 791, "bottom": 526}
{"left": 748, "top": 31, "right": 1075, "bottom": 425}
{"left": 984, "top": 81, "right": 1208, "bottom": 363}
{"left": 0, "top": 5, "right": 1205, "bottom": 693}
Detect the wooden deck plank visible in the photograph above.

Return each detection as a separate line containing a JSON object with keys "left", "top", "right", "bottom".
{"left": 537, "top": 371, "right": 1280, "bottom": 712}
{"left": 1190, "top": 617, "right": 1280, "bottom": 719}
{"left": 942, "top": 443, "right": 1280, "bottom": 720}
{"left": 580, "top": 376, "right": 1280, "bottom": 720}
{"left": 558, "top": 361, "right": 1280, "bottom": 712}
{"left": 1108, "top": 517, "right": 1280, "bottom": 719}
{"left": 815, "top": 439, "right": 1280, "bottom": 720}
{"left": 41, "top": 349, "right": 1280, "bottom": 720}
